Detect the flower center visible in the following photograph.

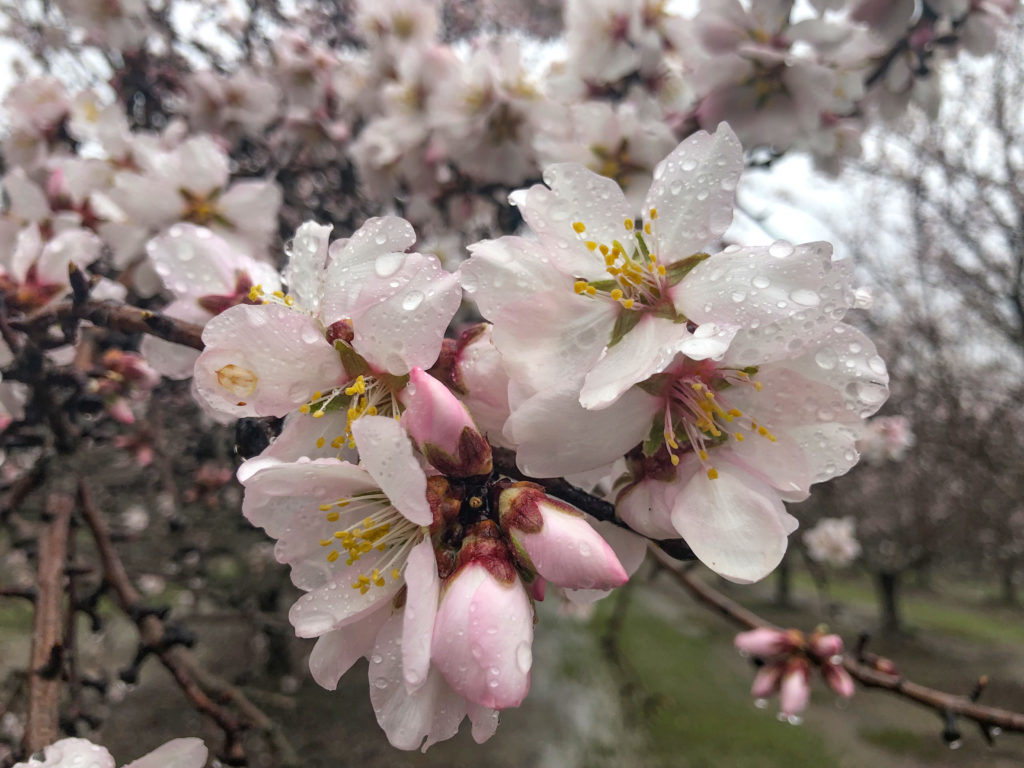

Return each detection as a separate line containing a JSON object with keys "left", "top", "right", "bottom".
{"left": 316, "top": 491, "right": 424, "bottom": 593}
{"left": 299, "top": 374, "right": 400, "bottom": 451}
{"left": 570, "top": 211, "right": 669, "bottom": 311}
{"left": 660, "top": 362, "right": 775, "bottom": 479}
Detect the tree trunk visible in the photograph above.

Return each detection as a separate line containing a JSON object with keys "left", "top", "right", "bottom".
{"left": 875, "top": 571, "right": 903, "bottom": 635}
{"left": 774, "top": 555, "right": 792, "bottom": 607}
{"left": 1001, "top": 563, "right": 1018, "bottom": 606}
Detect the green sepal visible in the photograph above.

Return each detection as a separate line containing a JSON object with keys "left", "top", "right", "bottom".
{"left": 587, "top": 279, "right": 619, "bottom": 292}
{"left": 643, "top": 412, "right": 666, "bottom": 457}
{"left": 637, "top": 372, "right": 673, "bottom": 397}
{"left": 608, "top": 309, "right": 642, "bottom": 348}
{"left": 335, "top": 340, "right": 372, "bottom": 379}
{"left": 664, "top": 252, "right": 710, "bottom": 286}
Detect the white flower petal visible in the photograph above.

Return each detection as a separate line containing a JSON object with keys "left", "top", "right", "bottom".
{"left": 308, "top": 602, "right": 390, "bottom": 690}
{"left": 369, "top": 612, "right": 469, "bottom": 751}
{"left": 645, "top": 123, "right": 743, "bottom": 260}
{"left": 506, "top": 386, "right": 659, "bottom": 477}
{"left": 351, "top": 415, "right": 431, "bottom": 525}
{"left": 670, "top": 457, "right": 790, "bottom": 583}
{"left": 402, "top": 538, "right": 440, "bottom": 693}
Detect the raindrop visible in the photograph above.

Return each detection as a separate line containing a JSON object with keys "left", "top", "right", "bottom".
{"left": 790, "top": 289, "right": 820, "bottom": 307}
{"left": 768, "top": 240, "right": 794, "bottom": 259}
{"left": 752, "top": 275, "right": 770, "bottom": 289}
{"left": 374, "top": 253, "right": 404, "bottom": 278}
{"left": 373, "top": 678, "right": 388, "bottom": 689}
{"left": 516, "top": 643, "right": 532, "bottom": 673}
{"left": 814, "top": 347, "right": 838, "bottom": 370}
{"left": 402, "top": 290, "right": 424, "bottom": 311}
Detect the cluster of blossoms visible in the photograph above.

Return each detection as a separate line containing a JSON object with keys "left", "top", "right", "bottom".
{"left": 734, "top": 626, "right": 854, "bottom": 718}
{"left": 163, "top": 122, "right": 884, "bottom": 747}
{"left": 191, "top": 217, "right": 637, "bottom": 748}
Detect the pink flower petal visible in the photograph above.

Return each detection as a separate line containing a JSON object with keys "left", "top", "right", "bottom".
{"left": 351, "top": 415, "right": 431, "bottom": 525}
{"left": 402, "top": 538, "right": 440, "bottom": 693}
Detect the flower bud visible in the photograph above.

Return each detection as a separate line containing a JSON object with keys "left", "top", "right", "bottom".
{"left": 497, "top": 482, "right": 628, "bottom": 591}
{"left": 400, "top": 367, "right": 491, "bottom": 477}
{"left": 779, "top": 658, "right": 811, "bottom": 716}
{"left": 734, "top": 627, "right": 800, "bottom": 658}
{"left": 431, "top": 521, "right": 532, "bottom": 709}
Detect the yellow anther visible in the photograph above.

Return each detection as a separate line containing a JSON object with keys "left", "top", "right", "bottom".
{"left": 272, "top": 290, "right": 284, "bottom": 299}
{"left": 622, "top": 299, "right": 634, "bottom": 309}
{"left": 735, "top": 433, "right": 745, "bottom": 442}
{"left": 624, "top": 219, "right": 634, "bottom": 230}
{"left": 650, "top": 207, "right": 658, "bottom": 219}
{"left": 572, "top": 221, "right": 586, "bottom": 233}
{"left": 644, "top": 222, "right": 652, "bottom": 234}
{"left": 698, "top": 449, "right": 708, "bottom": 461}
{"left": 327, "top": 550, "right": 339, "bottom": 562}
{"left": 707, "top": 468, "right": 719, "bottom": 480}
{"left": 314, "top": 391, "right": 323, "bottom": 399}
{"left": 728, "top": 409, "right": 742, "bottom": 417}
{"left": 606, "top": 265, "right": 621, "bottom": 275}
{"left": 599, "top": 244, "right": 610, "bottom": 255}
{"left": 313, "top": 410, "right": 325, "bottom": 419}
{"left": 585, "top": 241, "right": 598, "bottom": 251}
{"left": 331, "top": 436, "right": 344, "bottom": 448}
{"left": 586, "top": 286, "right": 597, "bottom": 296}
{"left": 657, "top": 265, "right": 666, "bottom": 276}
{"left": 754, "top": 381, "right": 763, "bottom": 391}
{"left": 574, "top": 280, "right": 589, "bottom": 294}
{"left": 316, "top": 437, "right": 325, "bottom": 448}
{"left": 299, "top": 404, "right": 311, "bottom": 414}
{"left": 326, "top": 511, "right": 340, "bottom": 522}
{"left": 334, "top": 531, "right": 346, "bottom": 539}
{"left": 319, "top": 503, "right": 332, "bottom": 511}
{"left": 671, "top": 454, "right": 680, "bottom": 466}
{"left": 284, "top": 295, "right": 295, "bottom": 306}
{"left": 391, "top": 568, "right": 401, "bottom": 580}
{"left": 610, "top": 288, "right": 624, "bottom": 301}
{"left": 319, "top": 539, "right": 331, "bottom": 547}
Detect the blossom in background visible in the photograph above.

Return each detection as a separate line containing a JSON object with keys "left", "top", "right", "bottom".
{"left": 804, "top": 517, "right": 861, "bottom": 568}
{"left": 141, "top": 223, "right": 281, "bottom": 379}
{"left": 857, "top": 414, "right": 914, "bottom": 464}
{"left": 13, "top": 737, "right": 207, "bottom": 768}
{"left": 734, "top": 627, "right": 854, "bottom": 717}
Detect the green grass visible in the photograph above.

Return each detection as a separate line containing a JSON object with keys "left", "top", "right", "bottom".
{"left": 793, "top": 574, "right": 1024, "bottom": 645}
{"left": 592, "top": 595, "right": 838, "bottom": 768}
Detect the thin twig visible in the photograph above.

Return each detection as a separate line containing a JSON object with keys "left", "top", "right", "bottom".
{"left": 14, "top": 300, "right": 204, "bottom": 350}
{"left": 650, "top": 546, "right": 1024, "bottom": 737}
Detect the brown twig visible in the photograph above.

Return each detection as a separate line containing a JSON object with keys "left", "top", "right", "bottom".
{"left": 14, "top": 299, "right": 204, "bottom": 350}
{"left": 76, "top": 479, "right": 299, "bottom": 766}
{"left": 23, "top": 493, "right": 73, "bottom": 754}
{"left": 649, "top": 546, "right": 1024, "bottom": 738}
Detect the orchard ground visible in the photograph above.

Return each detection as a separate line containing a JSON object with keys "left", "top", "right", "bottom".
{"left": 2, "top": 558, "right": 1022, "bottom": 767}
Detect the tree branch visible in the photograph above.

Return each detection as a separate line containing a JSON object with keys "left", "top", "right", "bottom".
{"left": 13, "top": 300, "right": 204, "bottom": 350}
{"left": 77, "top": 479, "right": 299, "bottom": 766}
{"left": 23, "top": 493, "right": 73, "bottom": 754}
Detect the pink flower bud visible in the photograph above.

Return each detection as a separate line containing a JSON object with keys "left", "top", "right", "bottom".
{"left": 431, "top": 523, "right": 533, "bottom": 709}
{"left": 779, "top": 659, "right": 811, "bottom": 716}
{"left": 498, "top": 483, "right": 628, "bottom": 590}
{"left": 734, "top": 627, "right": 798, "bottom": 658}
{"left": 823, "top": 663, "right": 855, "bottom": 699}
{"left": 809, "top": 632, "right": 844, "bottom": 660}
{"left": 400, "top": 367, "right": 491, "bottom": 476}
{"left": 751, "top": 662, "right": 783, "bottom": 699}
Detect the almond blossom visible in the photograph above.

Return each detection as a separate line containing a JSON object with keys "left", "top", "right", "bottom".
{"left": 192, "top": 217, "right": 461, "bottom": 428}
{"left": 803, "top": 516, "right": 861, "bottom": 568}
